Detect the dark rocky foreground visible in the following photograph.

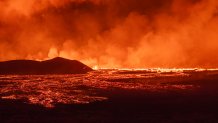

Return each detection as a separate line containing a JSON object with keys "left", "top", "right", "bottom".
{"left": 1, "top": 71, "right": 218, "bottom": 123}
{"left": 0, "top": 57, "right": 93, "bottom": 74}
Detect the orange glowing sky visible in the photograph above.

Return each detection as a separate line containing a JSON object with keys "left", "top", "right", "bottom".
{"left": 0, "top": 0, "right": 218, "bottom": 68}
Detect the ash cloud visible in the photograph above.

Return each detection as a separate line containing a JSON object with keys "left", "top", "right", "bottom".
{"left": 0, "top": 0, "right": 218, "bottom": 68}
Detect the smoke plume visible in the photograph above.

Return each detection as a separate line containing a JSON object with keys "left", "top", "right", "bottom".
{"left": 0, "top": 0, "right": 218, "bottom": 68}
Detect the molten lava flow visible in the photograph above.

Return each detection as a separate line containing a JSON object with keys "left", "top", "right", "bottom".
{"left": 0, "top": 0, "right": 218, "bottom": 68}
{"left": 0, "top": 68, "right": 205, "bottom": 108}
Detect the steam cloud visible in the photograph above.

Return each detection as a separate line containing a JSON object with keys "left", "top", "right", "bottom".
{"left": 0, "top": 0, "right": 218, "bottom": 68}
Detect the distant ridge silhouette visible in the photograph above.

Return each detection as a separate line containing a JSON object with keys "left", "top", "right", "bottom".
{"left": 0, "top": 57, "right": 93, "bottom": 74}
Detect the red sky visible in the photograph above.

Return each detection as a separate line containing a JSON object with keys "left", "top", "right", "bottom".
{"left": 0, "top": 0, "right": 218, "bottom": 68}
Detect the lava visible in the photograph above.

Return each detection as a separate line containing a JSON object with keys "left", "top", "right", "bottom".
{"left": 0, "top": 68, "right": 210, "bottom": 108}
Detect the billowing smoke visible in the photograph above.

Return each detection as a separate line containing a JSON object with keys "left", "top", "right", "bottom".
{"left": 0, "top": 0, "right": 218, "bottom": 68}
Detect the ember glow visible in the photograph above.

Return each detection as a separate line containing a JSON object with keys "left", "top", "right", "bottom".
{"left": 0, "top": 0, "right": 218, "bottom": 68}
{"left": 0, "top": 69, "right": 204, "bottom": 108}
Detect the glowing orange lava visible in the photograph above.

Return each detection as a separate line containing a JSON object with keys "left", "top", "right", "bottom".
{"left": 1, "top": 68, "right": 215, "bottom": 108}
